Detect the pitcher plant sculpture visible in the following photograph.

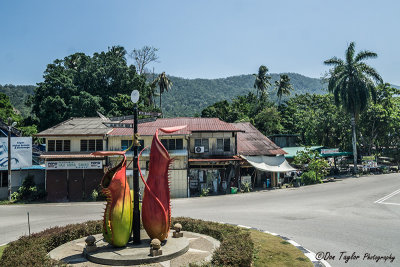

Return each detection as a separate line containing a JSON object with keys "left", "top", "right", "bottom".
{"left": 138, "top": 125, "right": 187, "bottom": 241}
{"left": 92, "top": 151, "right": 133, "bottom": 247}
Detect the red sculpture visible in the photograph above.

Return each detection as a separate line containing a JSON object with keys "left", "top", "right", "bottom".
{"left": 138, "top": 125, "right": 186, "bottom": 241}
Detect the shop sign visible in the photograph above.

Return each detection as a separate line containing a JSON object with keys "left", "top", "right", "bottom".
{"left": 46, "top": 160, "right": 103, "bottom": 170}
{"left": 321, "top": 148, "right": 339, "bottom": 154}
{"left": 0, "top": 137, "right": 32, "bottom": 170}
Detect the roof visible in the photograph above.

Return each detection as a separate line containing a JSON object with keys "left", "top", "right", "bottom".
{"left": 39, "top": 152, "right": 106, "bottom": 159}
{"left": 282, "top": 146, "right": 324, "bottom": 159}
{"left": 12, "top": 165, "right": 45, "bottom": 171}
{"left": 36, "top": 117, "right": 113, "bottom": 137}
{"left": 233, "top": 122, "right": 287, "bottom": 156}
{"left": 110, "top": 117, "right": 241, "bottom": 136}
{"left": 188, "top": 156, "right": 241, "bottom": 162}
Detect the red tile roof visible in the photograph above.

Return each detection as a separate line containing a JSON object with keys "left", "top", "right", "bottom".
{"left": 109, "top": 117, "right": 241, "bottom": 136}
{"left": 233, "top": 122, "right": 287, "bottom": 156}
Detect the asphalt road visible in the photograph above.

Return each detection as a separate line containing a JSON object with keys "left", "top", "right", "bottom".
{"left": 1, "top": 173, "right": 399, "bottom": 267}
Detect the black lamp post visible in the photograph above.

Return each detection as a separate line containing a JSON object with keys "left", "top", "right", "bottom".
{"left": 130, "top": 90, "right": 141, "bottom": 244}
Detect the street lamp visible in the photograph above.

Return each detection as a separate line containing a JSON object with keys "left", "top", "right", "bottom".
{"left": 8, "top": 117, "right": 17, "bottom": 201}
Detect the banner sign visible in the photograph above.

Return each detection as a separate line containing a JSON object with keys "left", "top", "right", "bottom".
{"left": 46, "top": 160, "right": 103, "bottom": 170}
{"left": 0, "top": 137, "right": 32, "bottom": 170}
{"left": 321, "top": 148, "right": 339, "bottom": 154}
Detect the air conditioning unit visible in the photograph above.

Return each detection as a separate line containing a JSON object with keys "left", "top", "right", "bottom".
{"left": 195, "top": 146, "right": 205, "bottom": 153}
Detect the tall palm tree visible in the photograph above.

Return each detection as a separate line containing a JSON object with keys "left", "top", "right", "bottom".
{"left": 154, "top": 72, "right": 172, "bottom": 115}
{"left": 275, "top": 74, "right": 293, "bottom": 106}
{"left": 253, "top": 65, "right": 271, "bottom": 99}
{"left": 324, "top": 42, "right": 383, "bottom": 173}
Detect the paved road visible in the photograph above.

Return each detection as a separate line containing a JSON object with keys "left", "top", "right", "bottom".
{"left": 1, "top": 173, "right": 399, "bottom": 267}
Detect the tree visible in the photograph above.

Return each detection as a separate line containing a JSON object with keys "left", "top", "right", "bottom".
{"left": 30, "top": 46, "right": 155, "bottom": 130}
{"left": 253, "top": 65, "right": 271, "bottom": 99}
{"left": 129, "top": 46, "right": 159, "bottom": 75}
{"left": 0, "top": 93, "right": 21, "bottom": 123}
{"left": 324, "top": 42, "right": 383, "bottom": 173}
{"left": 274, "top": 74, "right": 293, "bottom": 105}
{"left": 153, "top": 72, "right": 172, "bottom": 115}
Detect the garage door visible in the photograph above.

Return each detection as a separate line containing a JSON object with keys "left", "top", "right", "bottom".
{"left": 84, "top": 169, "right": 104, "bottom": 199}
{"left": 68, "top": 170, "right": 84, "bottom": 201}
{"left": 46, "top": 170, "right": 68, "bottom": 202}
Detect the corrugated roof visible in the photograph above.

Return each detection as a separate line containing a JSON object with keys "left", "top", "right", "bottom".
{"left": 36, "top": 117, "right": 112, "bottom": 137}
{"left": 282, "top": 146, "right": 324, "bottom": 159}
{"left": 40, "top": 152, "right": 106, "bottom": 159}
{"left": 233, "top": 122, "right": 287, "bottom": 156}
{"left": 109, "top": 117, "right": 241, "bottom": 136}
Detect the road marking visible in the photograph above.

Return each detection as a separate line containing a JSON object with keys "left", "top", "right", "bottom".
{"left": 0, "top": 242, "right": 8, "bottom": 247}
{"left": 374, "top": 188, "right": 400, "bottom": 204}
{"left": 378, "top": 202, "right": 400, "bottom": 206}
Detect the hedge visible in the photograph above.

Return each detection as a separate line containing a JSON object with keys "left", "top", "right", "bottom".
{"left": 1, "top": 218, "right": 254, "bottom": 267}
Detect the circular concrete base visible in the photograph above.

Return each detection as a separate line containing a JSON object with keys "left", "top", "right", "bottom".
{"left": 83, "top": 231, "right": 189, "bottom": 266}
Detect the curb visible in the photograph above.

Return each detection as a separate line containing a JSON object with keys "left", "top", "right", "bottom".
{"left": 218, "top": 222, "right": 331, "bottom": 267}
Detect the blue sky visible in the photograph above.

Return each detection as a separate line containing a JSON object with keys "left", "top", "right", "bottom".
{"left": 0, "top": 0, "right": 399, "bottom": 85}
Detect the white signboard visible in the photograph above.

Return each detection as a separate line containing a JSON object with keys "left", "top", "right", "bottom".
{"left": 46, "top": 160, "right": 103, "bottom": 170}
{"left": 0, "top": 137, "right": 32, "bottom": 170}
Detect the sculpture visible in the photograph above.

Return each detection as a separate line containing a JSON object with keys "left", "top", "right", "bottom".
{"left": 138, "top": 125, "right": 186, "bottom": 241}
{"left": 92, "top": 151, "right": 133, "bottom": 247}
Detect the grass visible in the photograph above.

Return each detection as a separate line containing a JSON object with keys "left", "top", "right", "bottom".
{"left": 250, "top": 230, "right": 313, "bottom": 267}
{"left": 0, "top": 244, "right": 8, "bottom": 259}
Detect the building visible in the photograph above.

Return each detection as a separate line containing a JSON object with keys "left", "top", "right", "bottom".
{"left": 234, "top": 122, "right": 296, "bottom": 188}
{"left": 36, "top": 117, "right": 244, "bottom": 201}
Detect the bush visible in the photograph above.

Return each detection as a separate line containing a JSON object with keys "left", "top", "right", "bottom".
{"left": 241, "top": 181, "right": 252, "bottom": 192}
{"left": 91, "top": 189, "right": 99, "bottom": 201}
{"left": 2, "top": 218, "right": 254, "bottom": 267}
{"left": 0, "top": 220, "right": 102, "bottom": 267}
{"left": 301, "top": 171, "right": 322, "bottom": 185}
{"left": 11, "top": 175, "right": 46, "bottom": 202}
{"left": 173, "top": 217, "right": 254, "bottom": 266}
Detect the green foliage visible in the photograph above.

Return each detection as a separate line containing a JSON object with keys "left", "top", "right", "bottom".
{"left": 253, "top": 65, "right": 272, "bottom": 98}
{"left": 0, "top": 84, "right": 35, "bottom": 117}
{"left": 274, "top": 74, "right": 293, "bottom": 105}
{"left": 172, "top": 217, "right": 254, "bottom": 267}
{"left": 0, "top": 92, "right": 22, "bottom": 123}
{"left": 241, "top": 181, "right": 252, "bottom": 193}
{"left": 294, "top": 149, "right": 329, "bottom": 184}
{"left": 91, "top": 189, "right": 99, "bottom": 201}
{"left": 11, "top": 175, "right": 45, "bottom": 202}
{"left": 29, "top": 46, "right": 158, "bottom": 131}
{"left": 200, "top": 187, "right": 210, "bottom": 197}
{"left": 0, "top": 220, "right": 102, "bottom": 267}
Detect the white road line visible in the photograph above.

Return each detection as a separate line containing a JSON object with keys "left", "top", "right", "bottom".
{"left": 374, "top": 188, "right": 400, "bottom": 203}
{"left": 0, "top": 242, "right": 8, "bottom": 246}
{"left": 378, "top": 202, "right": 400, "bottom": 206}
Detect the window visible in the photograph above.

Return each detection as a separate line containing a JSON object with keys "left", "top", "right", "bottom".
{"left": 224, "top": 138, "right": 230, "bottom": 152}
{"left": 194, "top": 138, "right": 209, "bottom": 152}
{"left": 48, "top": 140, "right": 55, "bottom": 151}
{"left": 48, "top": 140, "right": 70, "bottom": 152}
{"left": 160, "top": 139, "right": 184, "bottom": 151}
{"left": 121, "top": 140, "right": 144, "bottom": 151}
{"left": 81, "top": 139, "right": 103, "bottom": 151}
{"left": 217, "top": 138, "right": 230, "bottom": 152}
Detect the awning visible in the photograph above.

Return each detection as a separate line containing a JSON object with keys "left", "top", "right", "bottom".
{"left": 241, "top": 155, "right": 297, "bottom": 172}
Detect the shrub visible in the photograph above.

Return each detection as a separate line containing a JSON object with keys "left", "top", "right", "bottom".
{"left": 11, "top": 175, "right": 46, "bottom": 202}
{"left": 200, "top": 187, "right": 210, "bottom": 197}
{"left": 0, "top": 220, "right": 102, "bottom": 267}
{"left": 2, "top": 218, "right": 254, "bottom": 267}
{"left": 241, "top": 181, "right": 252, "bottom": 192}
{"left": 301, "top": 171, "right": 322, "bottom": 185}
{"left": 91, "top": 189, "right": 99, "bottom": 201}
{"left": 173, "top": 217, "right": 254, "bottom": 266}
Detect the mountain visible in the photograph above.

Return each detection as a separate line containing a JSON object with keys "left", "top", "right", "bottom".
{"left": 161, "top": 73, "right": 327, "bottom": 117}
{"left": 0, "top": 84, "right": 35, "bottom": 116}
{"left": 2, "top": 74, "right": 398, "bottom": 118}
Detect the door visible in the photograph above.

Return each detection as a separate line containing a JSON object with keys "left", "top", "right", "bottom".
{"left": 84, "top": 169, "right": 104, "bottom": 199}
{"left": 68, "top": 170, "right": 84, "bottom": 201}
{"left": 46, "top": 170, "right": 68, "bottom": 202}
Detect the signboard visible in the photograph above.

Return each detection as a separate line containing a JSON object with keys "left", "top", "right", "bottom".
{"left": 103, "top": 122, "right": 134, "bottom": 128}
{"left": 109, "top": 112, "right": 162, "bottom": 122}
{"left": 321, "top": 148, "right": 339, "bottom": 154}
{"left": 46, "top": 160, "right": 103, "bottom": 170}
{"left": 0, "top": 137, "right": 32, "bottom": 170}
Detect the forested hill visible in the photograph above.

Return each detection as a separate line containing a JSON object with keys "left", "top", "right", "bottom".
{"left": 162, "top": 72, "right": 327, "bottom": 117}
{"left": 0, "top": 84, "right": 35, "bottom": 116}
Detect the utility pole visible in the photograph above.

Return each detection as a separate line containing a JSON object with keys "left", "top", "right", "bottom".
{"left": 131, "top": 90, "right": 141, "bottom": 244}
{"left": 7, "top": 118, "right": 16, "bottom": 201}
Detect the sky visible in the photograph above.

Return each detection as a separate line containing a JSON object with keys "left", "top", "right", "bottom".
{"left": 0, "top": 0, "right": 399, "bottom": 85}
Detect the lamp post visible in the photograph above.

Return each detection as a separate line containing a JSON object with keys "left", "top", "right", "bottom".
{"left": 7, "top": 118, "right": 17, "bottom": 201}
{"left": 130, "top": 90, "right": 141, "bottom": 244}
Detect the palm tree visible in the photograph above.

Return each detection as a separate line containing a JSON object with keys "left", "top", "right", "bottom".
{"left": 324, "top": 42, "right": 383, "bottom": 173}
{"left": 153, "top": 72, "right": 172, "bottom": 115}
{"left": 253, "top": 65, "right": 271, "bottom": 99}
{"left": 275, "top": 74, "right": 293, "bottom": 106}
